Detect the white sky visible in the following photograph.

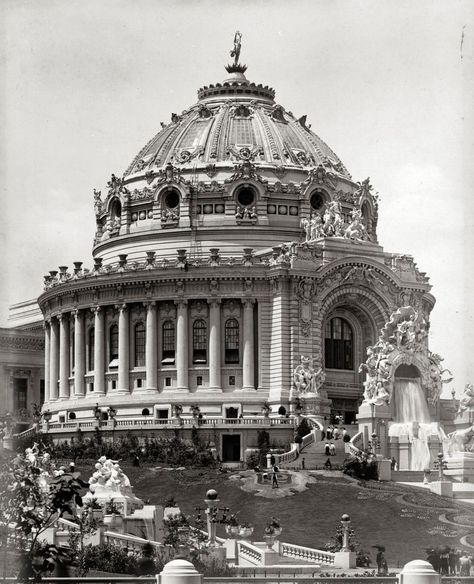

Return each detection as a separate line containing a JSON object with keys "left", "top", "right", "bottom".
{"left": 1, "top": 0, "right": 473, "bottom": 392}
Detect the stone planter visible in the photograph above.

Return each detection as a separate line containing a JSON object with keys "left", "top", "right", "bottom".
{"left": 225, "top": 524, "right": 240, "bottom": 537}
{"left": 238, "top": 526, "right": 254, "bottom": 539}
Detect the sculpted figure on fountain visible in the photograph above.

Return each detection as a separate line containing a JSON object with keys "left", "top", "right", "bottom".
{"left": 457, "top": 383, "right": 474, "bottom": 415}
{"left": 359, "top": 306, "right": 451, "bottom": 407}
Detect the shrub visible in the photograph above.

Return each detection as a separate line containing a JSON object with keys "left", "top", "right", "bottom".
{"left": 342, "top": 455, "right": 379, "bottom": 481}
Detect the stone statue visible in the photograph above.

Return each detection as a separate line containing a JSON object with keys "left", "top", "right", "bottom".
{"left": 230, "top": 31, "right": 242, "bottom": 66}
{"left": 457, "top": 383, "right": 474, "bottom": 415}
{"left": 293, "top": 356, "right": 325, "bottom": 396}
{"left": 446, "top": 424, "right": 474, "bottom": 455}
{"left": 344, "top": 208, "right": 367, "bottom": 242}
{"left": 88, "top": 456, "right": 133, "bottom": 495}
{"left": 93, "top": 189, "right": 103, "bottom": 215}
{"left": 323, "top": 200, "right": 344, "bottom": 237}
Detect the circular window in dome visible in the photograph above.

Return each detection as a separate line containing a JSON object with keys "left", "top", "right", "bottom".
{"left": 164, "top": 190, "right": 180, "bottom": 209}
{"left": 310, "top": 192, "right": 325, "bottom": 211}
{"left": 237, "top": 186, "right": 256, "bottom": 207}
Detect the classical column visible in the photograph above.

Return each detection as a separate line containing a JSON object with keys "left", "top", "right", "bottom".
{"left": 93, "top": 306, "right": 105, "bottom": 396}
{"left": 145, "top": 302, "right": 158, "bottom": 391}
{"left": 44, "top": 321, "right": 51, "bottom": 403}
{"left": 49, "top": 317, "right": 59, "bottom": 400}
{"left": 117, "top": 304, "right": 130, "bottom": 393}
{"left": 175, "top": 300, "right": 188, "bottom": 390}
{"left": 73, "top": 309, "right": 85, "bottom": 397}
{"left": 242, "top": 299, "right": 255, "bottom": 390}
{"left": 58, "top": 313, "right": 70, "bottom": 399}
{"left": 208, "top": 299, "right": 221, "bottom": 390}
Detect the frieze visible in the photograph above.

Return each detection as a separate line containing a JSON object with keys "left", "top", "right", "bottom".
{"left": 130, "top": 186, "right": 153, "bottom": 202}
{"left": 172, "top": 147, "right": 205, "bottom": 165}
{"left": 267, "top": 181, "right": 301, "bottom": 195}
{"left": 0, "top": 335, "right": 45, "bottom": 352}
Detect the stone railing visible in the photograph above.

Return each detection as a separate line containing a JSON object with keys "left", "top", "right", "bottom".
{"left": 237, "top": 540, "right": 265, "bottom": 565}
{"left": 34, "top": 415, "right": 297, "bottom": 434}
{"left": 103, "top": 530, "right": 163, "bottom": 552}
{"left": 268, "top": 418, "right": 321, "bottom": 468}
{"left": 279, "top": 541, "right": 335, "bottom": 565}
{"left": 42, "top": 253, "right": 270, "bottom": 292}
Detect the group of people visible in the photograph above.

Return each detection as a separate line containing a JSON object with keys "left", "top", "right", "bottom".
{"left": 426, "top": 547, "right": 473, "bottom": 576}
{"left": 323, "top": 425, "right": 350, "bottom": 442}
{"left": 324, "top": 442, "right": 337, "bottom": 456}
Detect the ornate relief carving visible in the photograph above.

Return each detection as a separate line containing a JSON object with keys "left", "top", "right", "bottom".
{"left": 302, "top": 164, "right": 336, "bottom": 190}
{"left": 226, "top": 145, "right": 264, "bottom": 162}
{"left": 295, "top": 278, "right": 314, "bottom": 337}
{"left": 155, "top": 163, "right": 187, "bottom": 185}
{"left": 222, "top": 300, "right": 241, "bottom": 318}
{"left": 0, "top": 335, "right": 44, "bottom": 352}
{"left": 209, "top": 280, "right": 219, "bottom": 295}
{"left": 293, "top": 356, "right": 326, "bottom": 398}
{"left": 359, "top": 306, "right": 452, "bottom": 407}
{"left": 224, "top": 161, "right": 267, "bottom": 184}
{"left": 190, "top": 300, "right": 208, "bottom": 318}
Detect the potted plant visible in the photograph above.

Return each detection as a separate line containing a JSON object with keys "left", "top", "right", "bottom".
{"left": 225, "top": 513, "right": 240, "bottom": 538}
{"left": 264, "top": 518, "right": 282, "bottom": 549}
{"left": 85, "top": 497, "right": 103, "bottom": 522}
{"left": 103, "top": 499, "right": 123, "bottom": 531}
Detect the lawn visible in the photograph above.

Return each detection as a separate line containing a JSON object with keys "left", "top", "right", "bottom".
{"left": 76, "top": 462, "right": 474, "bottom": 568}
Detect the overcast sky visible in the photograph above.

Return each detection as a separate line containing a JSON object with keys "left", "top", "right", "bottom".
{"left": 1, "top": 0, "right": 473, "bottom": 393}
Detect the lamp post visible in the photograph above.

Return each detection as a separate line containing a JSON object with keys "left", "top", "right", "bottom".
{"left": 107, "top": 406, "right": 117, "bottom": 443}
{"left": 203, "top": 489, "right": 230, "bottom": 547}
{"left": 340, "top": 514, "right": 351, "bottom": 552}
{"left": 434, "top": 452, "right": 448, "bottom": 481}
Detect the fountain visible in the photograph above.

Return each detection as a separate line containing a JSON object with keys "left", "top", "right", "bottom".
{"left": 357, "top": 306, "right": 451, "bottom": 471}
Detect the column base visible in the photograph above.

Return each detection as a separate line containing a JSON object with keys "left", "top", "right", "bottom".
{"left": 57, "top": 396, "right": 70, "bottom": 401}
{"left": 205, "top": 386, "right": 223, "bottom": 392}
{"left": 134, "top": 387, "right": 159, "bottom": 395}
{"left": 240, "top": 386, "right": 256, "bottom": 392}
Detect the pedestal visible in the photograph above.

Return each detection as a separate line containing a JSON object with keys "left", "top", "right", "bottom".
{"left": 429, "top": 480, "right": 453, "bottom": 498}
{"left": 300, "top": 394, "right": 331, "bottom": 418}
{"left": 376, "top": 456, "right": 392, "bottom": 481}
{"left": 444, "top": 452, "right": 474, "bottom": 482}
{"left": 334, "top": 550, "right": 356, "bottom": 569}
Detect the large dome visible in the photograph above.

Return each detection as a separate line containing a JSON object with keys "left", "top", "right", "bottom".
{"left": 123, "top": 69, "right": 350, "bottom": 177}
{"left": 91, "top": 57, "right": 376, "bottom": 267}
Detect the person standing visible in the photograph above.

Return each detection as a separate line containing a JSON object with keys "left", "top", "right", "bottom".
{"left": 272, "top": 464, "right": 279, "bottom": 488}
{"left": 330, "top": 442, "right": 336, "bottom": 456}
{"left": 325, "top": 442, "right": 330, "bottom": 456}
{"left": 459, "top": 553, "right": 471, "bottom": 576}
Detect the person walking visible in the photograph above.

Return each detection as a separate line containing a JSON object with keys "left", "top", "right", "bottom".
{"left": 325, "top": 442, "right": 330, "bottom": 456}
{"left": 333, "top": 427, "right": 340, "bottom": 440}
{"left": 330, "top": 442, "right": 336, "bottom": 456}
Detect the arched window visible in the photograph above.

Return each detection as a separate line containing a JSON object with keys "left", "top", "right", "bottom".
{"left": 193, "top": 319, "right": 207, "bottom": 364}
{"left": 134, "top": 322, "right": 145, "bottom": 367}
{"left": 110, "top": 199, "right": 122, "bottom": 220}
{"left": 88, "top": 328, "right": 95, "bottom": 371}
{"left": 225, "top": 318, "right": 240, "bottom": 364}
{"left": 325, "top": 317, "right": 353, "bottom": 370}
{"left": 109, "top": 324, "right": 119, "bottom": 361}
{"left": 162, "top": 320, "right": 175, "bottom": 363}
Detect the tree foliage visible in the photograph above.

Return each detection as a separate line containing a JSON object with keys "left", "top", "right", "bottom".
{"left": 0, "top": 443, "right": 88, "bottom": 580}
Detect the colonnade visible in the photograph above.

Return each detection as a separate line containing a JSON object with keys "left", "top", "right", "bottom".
{"left": 43, "top": 298, "right": 256, "bottom": 402}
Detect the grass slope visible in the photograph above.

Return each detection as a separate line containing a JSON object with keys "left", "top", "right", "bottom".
{"left": 78, "top": 463, "right": 474, "bottom": 567}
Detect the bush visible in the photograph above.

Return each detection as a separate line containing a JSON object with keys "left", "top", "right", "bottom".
{"left": 342, "top": 455, "right": 379, "bottom": 481}
{"left": 295, "top": 417, "right": 312, "bottom": 439}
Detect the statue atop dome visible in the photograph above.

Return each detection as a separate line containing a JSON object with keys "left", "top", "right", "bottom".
{"left": 230, "top": 31, "right": 242, "bottom": 65}
{"left": 226, "top": 31, "right": 247, "bottom": 74}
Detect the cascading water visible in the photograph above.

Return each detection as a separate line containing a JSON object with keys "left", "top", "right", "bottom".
{"left": 388, "top": 378, "right": 442, "bottom": 470}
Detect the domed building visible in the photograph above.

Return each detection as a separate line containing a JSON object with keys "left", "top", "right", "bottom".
{"left": 23, "top": 40, "right": 440, "bottom": 462}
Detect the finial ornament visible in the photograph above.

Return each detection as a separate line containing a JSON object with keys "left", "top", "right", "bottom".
{"left": 230, "top": 31, "right": 242, "bottom": 66}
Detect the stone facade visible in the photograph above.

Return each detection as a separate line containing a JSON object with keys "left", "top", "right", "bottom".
{"left": 1, "top": 55, "right": 436, "bottom": 460}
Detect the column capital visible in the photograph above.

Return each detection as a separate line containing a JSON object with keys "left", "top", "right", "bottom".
{"left": 174, "top": 299, "right": 188, "bottom": 308}
{"left": 115, "top": 303, "right": 128, "bottom": 313}
{"left": 91, "top": 305, "right": 102, "bottom": 315}
{"left": 143, "top": 301, "right": 157, "bottom": 310}
{"left": 208, "top": 298, "right": 222, "bottom": 307}
{"left": 43, "top": 320, "right": 51, "bottom": 330}
{"left": 57, "top": 312, "right": 68, "bottom": 323}
{"left": 242, "top": 298, "right": 256, "bottom": 308}
{"left": 71, "top": 308, "right": 82, "bottom": 319}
